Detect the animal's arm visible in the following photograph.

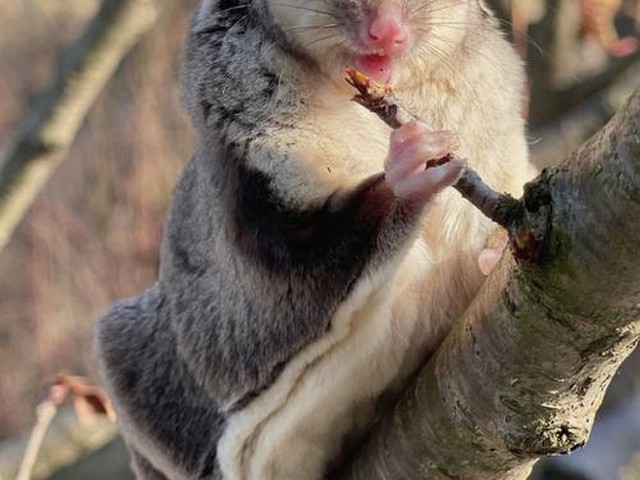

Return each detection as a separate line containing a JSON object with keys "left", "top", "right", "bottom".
{"left": 168, "top": 127, "right": 463, "bottom": 412}
{"left": 235, "top": 165, "right": 405, "bottom": 274}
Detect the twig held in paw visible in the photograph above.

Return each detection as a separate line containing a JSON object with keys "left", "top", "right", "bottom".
{"left": 345, "top": 68, "right": 524, "bottom": 231}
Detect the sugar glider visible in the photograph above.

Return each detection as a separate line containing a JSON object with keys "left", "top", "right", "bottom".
{"left": 97, "top": 0, "right": 534, "bottom": 479}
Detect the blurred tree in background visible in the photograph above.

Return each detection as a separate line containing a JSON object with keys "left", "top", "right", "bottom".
{"left": 0, "top": 0, "right": 197, "bottom": 439}
{"left": 1, "top": 1, "right": 640, "bottom": 479}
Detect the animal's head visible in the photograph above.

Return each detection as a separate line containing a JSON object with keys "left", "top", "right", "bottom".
{"left": 264, "top": 0, "right": 493, "bottom": 84}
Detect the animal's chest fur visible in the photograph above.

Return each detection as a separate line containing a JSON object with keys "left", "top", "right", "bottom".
{"left": 293, "top": 86, "right": 392, "bottom": 176}
{"left": 254, "top": 90, "right": 391, "bottom": 208}
{"left": 315, "top": 102, "right": 391, "bottom": 175}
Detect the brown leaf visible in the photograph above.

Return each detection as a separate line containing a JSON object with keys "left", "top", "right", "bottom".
{"left": 51, "top": 375, "right": 116, "bottom": 424}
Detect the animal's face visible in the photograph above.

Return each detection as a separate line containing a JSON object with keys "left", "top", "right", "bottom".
{"left": 266, "top": 0, "right": 481, "bottom": 84}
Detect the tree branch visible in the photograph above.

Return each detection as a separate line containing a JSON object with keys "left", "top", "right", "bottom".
{"left": 0, "top": 0, "right": 167, "bottom": 252}
{"left": 15, "top": 401, "right": 57, "bottom": 480}
{"left": 335, "top": 86, "right": 640, "bottom": 480}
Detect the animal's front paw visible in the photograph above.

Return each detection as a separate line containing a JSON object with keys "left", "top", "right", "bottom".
{"left": 384, "top": 121, "right": 463, "bottom": 201}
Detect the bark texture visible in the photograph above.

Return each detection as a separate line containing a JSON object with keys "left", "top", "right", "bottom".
{"left": 336, "top": 87, "right": 640, "bottom": 480}
{"left": 0, "top": 0, "right": 166, "bottom": 251}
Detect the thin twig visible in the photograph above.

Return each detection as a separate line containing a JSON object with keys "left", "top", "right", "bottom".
{"left": 15, "top": 401, "right": 58, "bottom": 480}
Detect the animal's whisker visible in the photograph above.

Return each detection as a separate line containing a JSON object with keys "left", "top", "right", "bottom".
{"left": 407, "top": 0, "right": 468, "bottom": 18}
{"left": 270, "top": 3, "right": 337, "bottom": 18}
{"left": 301, "top": 32, "right": 341, "bottom": 50}
{"left": 218, "top": 4, "right": 249, "bottom": 14}
{"left": 282, "top": 24, "right": 340, "bottom": 33}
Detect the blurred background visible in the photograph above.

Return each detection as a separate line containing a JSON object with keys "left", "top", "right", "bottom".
{"left": 1, "top": 0, "right": 640, "bottom": 479}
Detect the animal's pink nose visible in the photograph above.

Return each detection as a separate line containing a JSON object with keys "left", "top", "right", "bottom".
{"left": 369, "top": 17, "right": 407, "bottom": 48}
{"left": 364, "top": 5, "right": 408, "bottom": 55}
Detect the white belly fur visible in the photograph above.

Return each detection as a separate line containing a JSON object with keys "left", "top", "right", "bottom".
{"left": 217, "top": 241, "right": 433, "bottom": 480}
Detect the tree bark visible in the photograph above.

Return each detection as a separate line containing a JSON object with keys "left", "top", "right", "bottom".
{"left": 336, "top": 87, "right": 640, "bottom": 480}
{"left": 0, "top": 0, "right": 167, "bottom": 252}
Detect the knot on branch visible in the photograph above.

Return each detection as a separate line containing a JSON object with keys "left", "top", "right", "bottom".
{"left": 506, "top": 422, "right": 587, "bottom": 456}
{"left": 510, "top": 168, "right": 556, "bottom": 265}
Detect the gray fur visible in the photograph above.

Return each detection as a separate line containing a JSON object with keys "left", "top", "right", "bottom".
{"left": 98, "top": 0, "right": 426, "bottom": 476}
{"left": 97, "top": 0, "right": 529, "bottom": 478}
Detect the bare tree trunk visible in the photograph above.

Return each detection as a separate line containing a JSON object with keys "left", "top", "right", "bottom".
{"left": 0, "top": 0, "right": 167, "bottom": 252}
{"left": 336, "top": 87, "right": 640, "bottom": 480}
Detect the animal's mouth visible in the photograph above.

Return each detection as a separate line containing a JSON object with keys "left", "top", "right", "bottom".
{"left": 354, "top": 53, "right": 393, "bottom": 84}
